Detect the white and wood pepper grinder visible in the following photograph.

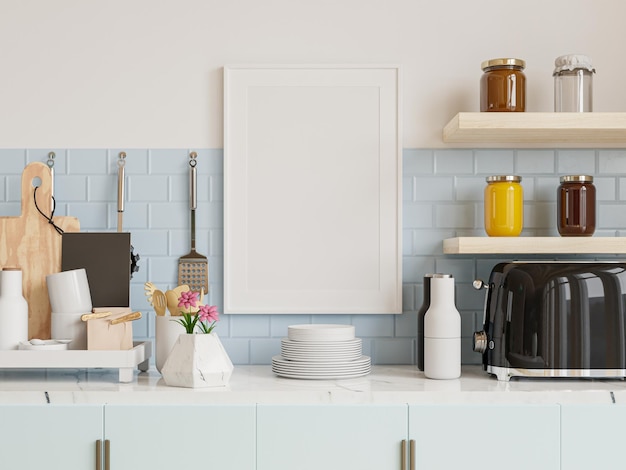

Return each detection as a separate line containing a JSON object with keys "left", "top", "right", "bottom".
{"left": 423, "top": 274, "right": 461, "bottom": 379}
{"left": 0, "top": 267, "right": 28, "bottom": 349}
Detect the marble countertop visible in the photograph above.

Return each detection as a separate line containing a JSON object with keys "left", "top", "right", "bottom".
{"left": 1, "top": 365, "right": 626, "bottom": 405}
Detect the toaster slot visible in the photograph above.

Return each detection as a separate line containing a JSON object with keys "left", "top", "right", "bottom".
{"left": 566, "top": 274, "right": 590, "bottom": 369}
{"left": 594, "top": 268, "right": 626, "bottom": 369}
{"left": 544, "top": 276, "right": 570, "bottom": 369}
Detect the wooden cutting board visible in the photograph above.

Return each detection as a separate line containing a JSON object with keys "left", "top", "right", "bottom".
{"left": 0, "top": 162, "right": 80, "bottom": 339}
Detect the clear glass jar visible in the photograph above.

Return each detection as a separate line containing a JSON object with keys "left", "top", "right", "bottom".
{"left": 484, "top": 175, "right": 523, "bottom": 237}
{"left": 557, "top": 175, "right": 596, "bottom": 236}
{"left": 480, "top": 58, "right": 526, "bottom": 112}
{"left": 554, "top": 54, "right": 595, "bottom": 112}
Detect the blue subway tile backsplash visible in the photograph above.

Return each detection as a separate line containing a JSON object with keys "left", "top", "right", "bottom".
{"left": 1, "top": 148, "right": 626, "bottom": 366}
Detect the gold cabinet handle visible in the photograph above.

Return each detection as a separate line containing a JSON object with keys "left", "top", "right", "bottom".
{"left": 96, "top": 440, "right": 102, "bottom": 470}
{"left": 401, "top": 439, "right": 407, "bottom": 470}
{"left": 410, "top": 439, "right": 416, "bottom": 470}
{"left": 105, "top": 439, "right": 111, "bottom": 470}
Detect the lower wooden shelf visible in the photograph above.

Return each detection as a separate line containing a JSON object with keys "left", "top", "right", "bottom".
{"left": 443, "top": 237, "right": 626, "bottom": 254}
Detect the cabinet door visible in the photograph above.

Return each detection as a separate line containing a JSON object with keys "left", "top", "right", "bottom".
{"left": 561, "top": 404, "right": 626, "bottom": 470}
{"left": 0, "top": 404, "right": 103, "bottom": 470}
{"left": 104, "top": 404, "right": 255, "bottom": 470}
{"left": 257, "top": 404, "right": 407, "bottom": 470}
{"left": 410, "top": 404, "right": 560, "bottom": 470}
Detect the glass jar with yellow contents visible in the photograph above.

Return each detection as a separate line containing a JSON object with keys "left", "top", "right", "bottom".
{"left": 484, "top": 175, "right": 523, "bottom": 237}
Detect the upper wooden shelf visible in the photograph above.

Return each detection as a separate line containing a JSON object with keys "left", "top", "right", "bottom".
{"left": 443, "top": 237, "right": 626, "bottom": 255}
{"left": 443, "top": 112, "right": 626, "bottom": 146}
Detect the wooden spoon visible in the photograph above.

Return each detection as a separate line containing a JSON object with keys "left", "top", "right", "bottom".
{"left": 165, "top": 286, "right": 188, "bottom": 316}
{"left": 152, "top": 290, "right": 167, "bottom": 316}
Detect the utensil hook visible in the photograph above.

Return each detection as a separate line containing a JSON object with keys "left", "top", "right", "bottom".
{"left": 46, "top": 152, "right": 55, "bottom": 169}
{"left": 189, "top": 151, "right": 197, "bottom": 210}
{"left": 117, "top": 151, "right": 126, "bottom": 169}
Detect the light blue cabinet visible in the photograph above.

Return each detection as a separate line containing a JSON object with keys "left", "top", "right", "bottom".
{"left": 257, "top": 404, "right": 407, "bottom": 470}
{"left": 0, "top": 404, "right": 255, "bottom": 470}
{"left": 561, "top": 404, "right": 626, "bottom": 470}
{"left": 104, "top": 404, "right": 256, "bottom": 470}
{"left": 410, "top": 404, "right": 561, "bottom": 470}
{"left": 0, "top": 404, "right": 103, "bottom": 470}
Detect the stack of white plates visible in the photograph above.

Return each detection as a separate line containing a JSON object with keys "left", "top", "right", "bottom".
{"left": 272, "top": 324, "right": 371, "bottom": 379}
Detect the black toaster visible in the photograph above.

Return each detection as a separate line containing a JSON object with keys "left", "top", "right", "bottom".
{"left": 473, "top": 262, "right": 626, "bottom": 381}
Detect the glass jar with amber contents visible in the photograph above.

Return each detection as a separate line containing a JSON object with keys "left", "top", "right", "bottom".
{"left": 557, "top": 175, "right": 596, "bottom": 236}
{"left": 480, "top": 58, "right": 526, "bottom": 112}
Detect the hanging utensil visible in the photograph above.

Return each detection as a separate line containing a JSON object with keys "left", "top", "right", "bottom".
{"left": 117, "top": 152, "right": 140, "bottom": 278}
{"left": 117, "top": 152, "right": 126, "bottom": 232}
{"left": 177, "top": 152, "right": 209, "bottom": 293}
{"left": 46, "top": 152, "right": 55, "bottom": 213}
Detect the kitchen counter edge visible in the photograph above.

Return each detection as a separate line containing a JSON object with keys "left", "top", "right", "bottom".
{"left": 1, "top": 365, "right": 626, "bottom": 405}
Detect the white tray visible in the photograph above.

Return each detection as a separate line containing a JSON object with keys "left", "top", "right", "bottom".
{"left": 0, "top": 341, "right": 151, "bottom": 383}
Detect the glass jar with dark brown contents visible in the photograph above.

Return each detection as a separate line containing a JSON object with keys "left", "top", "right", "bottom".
{"left": 557, "top": 175, "right": 596, "bottom": 236}
{"left": 480, "top": 58, "right": 526, "bottom": 112}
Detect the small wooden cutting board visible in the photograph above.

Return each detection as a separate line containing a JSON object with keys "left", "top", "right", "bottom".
{"left": 0, "top": 162, "right": 80, "bottom": 339}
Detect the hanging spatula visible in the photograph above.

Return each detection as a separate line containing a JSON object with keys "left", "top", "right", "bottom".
{"left": 178, "top": 152, "right": 209, "bottom": 294}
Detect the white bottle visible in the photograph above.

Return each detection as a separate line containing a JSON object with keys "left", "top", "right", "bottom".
{"left": 424, "top": 274, "right": 461, "bottom": 379}
{"left": 0, "top": 268, "right": 29, "bottom": 350}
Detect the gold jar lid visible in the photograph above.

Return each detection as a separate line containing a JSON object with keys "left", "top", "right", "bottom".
{"left": 560, "top": 175, "right": 593, "bottom": 183}
{"left": 486, "top": 175, "right": 522, "bottom": 183}
{"left": 481, "top": 58, "right": 526, "bottom": 71}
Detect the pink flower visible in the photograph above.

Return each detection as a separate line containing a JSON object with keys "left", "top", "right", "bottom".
{"left": 178, "top": 290, "right": 199, "bottom": 310}
{"left": 198, "top": 304, "right": 219, "bottom": 323}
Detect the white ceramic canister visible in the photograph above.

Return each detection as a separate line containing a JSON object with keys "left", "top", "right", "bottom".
{"left": 0, "top": 268, "right": 29, "bottom": 350}
{"left": 155, "top": 316, "right": 186, "bottom": 373}
{"left": 423, "top": 274, "right": 461, "bottom": 379}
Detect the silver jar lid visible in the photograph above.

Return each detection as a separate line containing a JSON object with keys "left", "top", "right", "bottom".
{"left": 432, "top": 274, "right": 453, "bottom": 279}
{"left": 553, "top": 54, "right": 595, "bottom": 75}
{"left": 560, "top": 175, "right": 594, "bottom": 183}
{"left": 486, "top": 175, "right": 522, "bottom": 183}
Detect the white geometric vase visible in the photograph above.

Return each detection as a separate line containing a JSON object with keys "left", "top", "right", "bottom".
{"left": 161, "top": 333, "right": 234, "bottom": 388}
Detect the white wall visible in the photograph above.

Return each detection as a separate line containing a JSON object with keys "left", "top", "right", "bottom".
{"left": 1, "top": 0, "right": 624, "bottom": 148}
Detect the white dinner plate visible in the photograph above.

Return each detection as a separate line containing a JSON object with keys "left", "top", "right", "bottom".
{"left": 281, "top": 344, "right": 361, "bottom": 351}
{"left": 281, "top": 338, "right": 361, "bottom": 349}
{"left": 272, "top": 368, "right": 371, "bottom": 380}
{"left": 272, "top": 369, "right": 371, "bottom": 378}
{"left": 281, "top": 350, "right": 362, "bottom": 362}
{"left": 272, "top": 362, "right": 371, "bottom": 372}
{"left": 272, "top": 354, "right": 369, "bottom": 365}
{"left": 271, "top": 355, "right": 371, "bottom": 372}
{"left": 272, "top": 363, "right": 371, "bottom": 373}
{"left": 287, "top": 324, "right": 355, "bottom": 342}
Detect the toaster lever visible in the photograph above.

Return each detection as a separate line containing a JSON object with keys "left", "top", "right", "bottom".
{"left": 473, "top": 279, "right": 488, "bottom": 290}
{"left": 473, "top": 331, "right": 488, "bottom": 354}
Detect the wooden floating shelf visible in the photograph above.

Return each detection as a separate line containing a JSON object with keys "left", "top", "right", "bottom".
{"left": 443, "top": 237, "right": 626, "bottom": 255}
{"left": 443, "top": 112, "right": 626, "bottom": 146}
